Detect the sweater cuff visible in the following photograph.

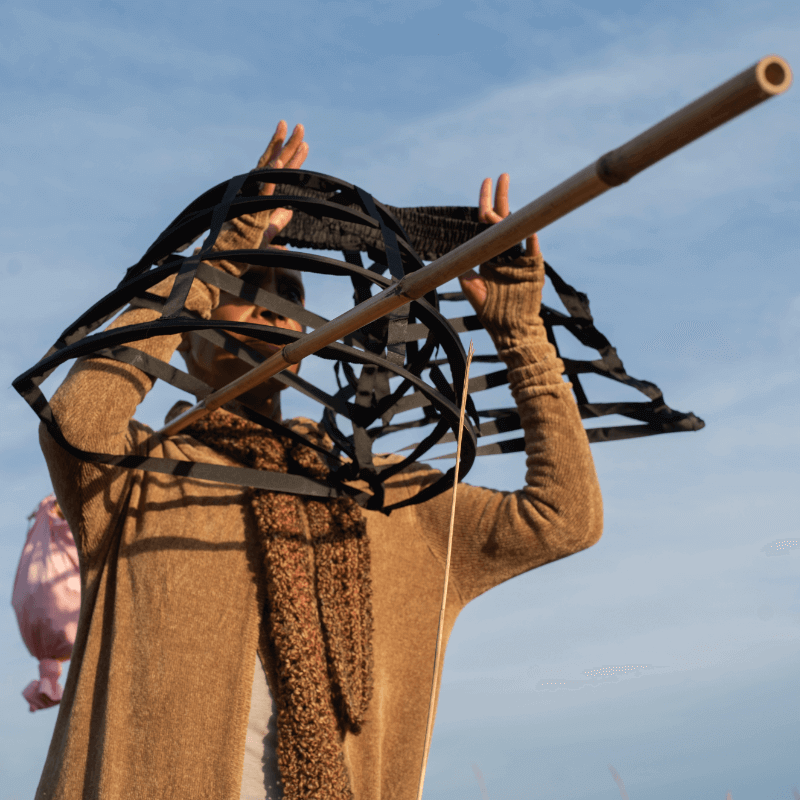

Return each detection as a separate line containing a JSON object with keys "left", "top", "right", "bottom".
{"left": 477, "top": 252, "right": 568, "bottom": 392}
{"left": 207, "top": 208, "right": 272, "bottom": 278}
{"left": 478, "top": 252, "right": 545, "bottom": 348}
{"left": 149, "top": 274, "right": 217, "bottom": 319}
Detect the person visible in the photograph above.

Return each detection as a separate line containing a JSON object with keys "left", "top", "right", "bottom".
{"left": 36, "top": 120, "right": 603, "bottom": 800}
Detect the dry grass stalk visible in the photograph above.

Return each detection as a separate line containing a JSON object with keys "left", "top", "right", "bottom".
{"left": 415, "top": 341, "right": 475, "bottom": 800}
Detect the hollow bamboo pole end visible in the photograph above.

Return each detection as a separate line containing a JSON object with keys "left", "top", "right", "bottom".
{"left": 756, "top": 55, "right": 792, "bottom": 95}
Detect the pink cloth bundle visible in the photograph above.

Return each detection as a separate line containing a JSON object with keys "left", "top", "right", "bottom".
{"left": 11, "top": 495, "right": 81, "bottom": 712}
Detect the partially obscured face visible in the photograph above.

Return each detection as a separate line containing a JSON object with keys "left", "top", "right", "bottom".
{"left": 181, "top": 265, "right": 305, "bottom": 414}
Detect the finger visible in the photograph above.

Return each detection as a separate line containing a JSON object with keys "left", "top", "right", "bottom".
{"left": 458, "top": 270, "right": 488, "bottom": 315}
{"left": 276, "top": 123, "right": 305, "bottom": 169}
{"left": 284, "top": 140, "right": 308, "bottom": 170}
{"left": 261, "top": 239, "right": 288, "bottom": 251}
{"left": 256, "top": 120, "right": 288, "bottom": 170}
{"left": 479, "top": 177, "right": 497, "bottom": 223}
{"left": 263, "top": 207, "right": 294, "bottom": 245}
{"left": 258, "top": 125, "right": 306, "bottom": 196}
{"left": 495, "top": 173, "right": 510, "bottom": 218}
{"left": 525, "top": 233, "right": 541, "bottom": 258}
{"left": 258, "top": 158, "right": 284, "bottom": 196}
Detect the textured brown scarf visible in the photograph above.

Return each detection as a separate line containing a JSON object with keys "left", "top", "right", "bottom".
{"left": 184, "top": 408, "right": 373, "bottom": 800}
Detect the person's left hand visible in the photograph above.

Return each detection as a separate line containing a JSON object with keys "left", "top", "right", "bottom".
{"left": 458, "top": 173, "right": 540, "bottom": 316}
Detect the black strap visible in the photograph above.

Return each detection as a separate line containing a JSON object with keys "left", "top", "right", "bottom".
{"left": 355, "top": 187, "right": 410, "bottom": 367}
{"left": 162, "top": 173, "right": 248, "bottom": 318}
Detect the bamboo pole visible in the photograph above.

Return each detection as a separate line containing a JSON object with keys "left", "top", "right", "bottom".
{"left": 159, "top": 54, "right": 791, "bottom": 437}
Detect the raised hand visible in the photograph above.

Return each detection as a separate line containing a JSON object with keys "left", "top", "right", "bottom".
{"left": 477, "top": 173, "right": 539, "bottom": 257}
{"left": 255, "top": 121, "right": 309, "bottom": 248}
{"left": 459, "top": 173, "right": 540, "bottom": 315}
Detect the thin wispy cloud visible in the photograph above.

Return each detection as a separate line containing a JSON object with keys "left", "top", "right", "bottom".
{"left": 1, "top": 6, "right": 249, "bottom": 78}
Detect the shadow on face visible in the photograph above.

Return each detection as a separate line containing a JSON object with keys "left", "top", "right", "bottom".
{"left": 179, "top": 266, "right": 306, "bottom": 417}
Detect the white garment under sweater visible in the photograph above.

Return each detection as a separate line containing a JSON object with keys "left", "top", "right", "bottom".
{"left": 240, "top": 650, "right": 283, "bottom": 800}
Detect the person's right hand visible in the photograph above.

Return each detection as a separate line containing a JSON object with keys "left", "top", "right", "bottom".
{"left": 254, "top": 121, "right": 309, "bottom": 249}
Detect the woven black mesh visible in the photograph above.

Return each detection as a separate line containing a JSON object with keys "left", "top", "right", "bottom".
{"left": 13, "top": 168, "right": 703, "bottom": 512}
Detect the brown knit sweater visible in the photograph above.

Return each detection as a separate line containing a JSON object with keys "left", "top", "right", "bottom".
{"left": 36, "top": 250, "right": 603, "bottom": 800}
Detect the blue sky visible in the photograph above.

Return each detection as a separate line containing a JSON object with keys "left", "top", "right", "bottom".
{"left": 2, "top": 2, "right": 799, "bottom": 799}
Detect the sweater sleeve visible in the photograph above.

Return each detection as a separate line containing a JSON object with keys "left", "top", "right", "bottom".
{"left": 406, "top": 252, "right": 603, "bottom": 605}
{"left": 39, "top": 202, "right": 271, "bottom": 560}
{"left": 38, "top": 279, "right": 214, "bottom": 559}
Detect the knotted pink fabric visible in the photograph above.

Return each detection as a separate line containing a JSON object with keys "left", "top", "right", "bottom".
{"left": 11, "top": 495, "right": 80, "bottom": 712}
